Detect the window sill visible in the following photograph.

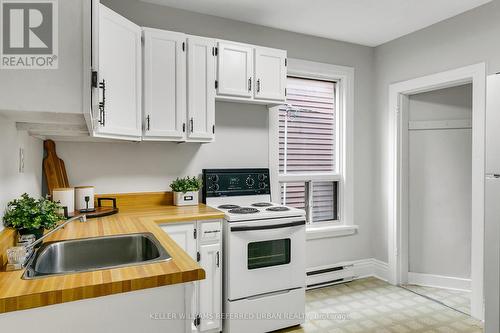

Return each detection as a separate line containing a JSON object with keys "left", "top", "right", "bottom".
{"left": 306, "top": 224, "right": 358, "bottom": 240}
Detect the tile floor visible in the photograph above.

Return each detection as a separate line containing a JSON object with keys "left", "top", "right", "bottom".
{"left": 278, "top": 277, "right": 483, "bottom": 333}
{"left": 401, "top": 284, "right": 471, "bottom": 315}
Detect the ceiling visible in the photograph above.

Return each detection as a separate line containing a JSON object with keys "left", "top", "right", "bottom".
{"left": 140, "top": 0, "right": 491, "bottom": 46}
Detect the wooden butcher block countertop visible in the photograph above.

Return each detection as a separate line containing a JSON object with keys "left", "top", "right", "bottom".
{"left": 0, "top": 192, "right": 224, "bottom": 314}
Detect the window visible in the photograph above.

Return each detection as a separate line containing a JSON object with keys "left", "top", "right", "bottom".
{"left": 278, "top": 76, "right": 339, "bottom": 224}
{"left": 270, "top": 59, "right": 355, "bottom": 235}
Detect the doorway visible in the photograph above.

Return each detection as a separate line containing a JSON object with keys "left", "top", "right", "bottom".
{"left": 387, "top": 63, "right": 486, "bottom": 320}
{"left": 401, "top": 84, "right": 473, "bottom": 315}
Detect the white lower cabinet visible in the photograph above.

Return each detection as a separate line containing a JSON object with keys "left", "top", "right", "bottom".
{"left": 199, "top": 242, "right": 222, "bottom": 332}
{"left": 160, "top": 223, "right": 197, "bottom": 260}
{"left": 161, "top": 220, "right": 222, "bottom": 333}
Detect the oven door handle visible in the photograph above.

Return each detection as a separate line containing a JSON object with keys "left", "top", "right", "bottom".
{"left": 230, "top": 220, "right": 305, "bottom": 232}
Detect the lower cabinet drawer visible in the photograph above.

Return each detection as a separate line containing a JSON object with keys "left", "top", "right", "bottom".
{"left": 199, "top": 220, "right": 222, "bottom": 242}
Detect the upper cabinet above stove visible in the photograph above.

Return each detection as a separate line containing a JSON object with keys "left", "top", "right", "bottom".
{"left": 254, "top": 46, "right": 287, "bottom": 101}
{"left": 216, "top": 41, "right": 287, "bottom": 104}
{"left": 141, "top": 30, "right": 217, "bottom": 143}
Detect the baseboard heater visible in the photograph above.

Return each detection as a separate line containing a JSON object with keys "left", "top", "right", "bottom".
{"left": 306, "top": 264, "right": 356, "bottom": 290}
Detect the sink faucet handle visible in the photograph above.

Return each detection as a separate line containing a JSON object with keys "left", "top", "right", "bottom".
{"left": 79, "top": 215, "right": 87, "bottom": 223}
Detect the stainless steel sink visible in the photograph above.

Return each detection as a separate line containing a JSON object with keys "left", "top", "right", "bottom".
{"left": 23, "top": 233, "right": 171, "bottom": 279}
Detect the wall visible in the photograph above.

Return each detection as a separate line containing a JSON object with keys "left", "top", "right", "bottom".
{"left": 54, "top": 0, "right": 376, "bottom": 268}
{"left": 407, "top": 85, "right": 472, "bottom": 279}
{"left": 0, "top": 116, "right": 43, "bottom": 232}
{"left": 57, "top": 102, "right": 268, "bottom": 193}
{"left": 0, "top": 0, "right": 84, "bottom": 115}
{"left": 372, "top": 0, "right": 500, "bottom": 264}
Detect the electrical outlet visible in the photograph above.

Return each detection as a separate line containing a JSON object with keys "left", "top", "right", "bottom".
{"left": 19, "top": 148, "right": 24, "bottom": 173}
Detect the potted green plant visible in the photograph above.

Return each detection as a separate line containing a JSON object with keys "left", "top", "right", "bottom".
{"left": 170, "top": 176, "right": 203, "bottom": 206}
{"left": 3, "top": 193, "right": 64, "bottom": 240}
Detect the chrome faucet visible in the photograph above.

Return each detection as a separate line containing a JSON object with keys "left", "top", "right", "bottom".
{"left": 5, "top": 214, "right": 87, "bottom": 271}
{"left": 25, "top": 214, "right": 87, "bottom": 251}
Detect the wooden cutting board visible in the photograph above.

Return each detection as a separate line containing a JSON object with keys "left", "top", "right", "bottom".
{"left": 43, "top": 140, "right": 70, "bottom": 197}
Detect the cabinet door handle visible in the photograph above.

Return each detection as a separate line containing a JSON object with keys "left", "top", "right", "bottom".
{"left": 98, "top": 79, "right": 106, "bottom": 126}
{"left": 190, "top": 117, "right": 194, "bottom": 133}
{"left": 146, "top": 115, "right": 150, "bottom": 131}
{"left": 248, "top": 77, "right": 252, "bottom": 92}
{"left": 216, "top": 251, "right": 220, "bottom": 267}
{"left": 257, "top": 79, "right": 261, "bottom": 93}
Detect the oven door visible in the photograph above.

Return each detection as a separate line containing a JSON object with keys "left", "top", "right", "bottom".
{"left": 225, "top": 216, "right": 306, "bottom": 300}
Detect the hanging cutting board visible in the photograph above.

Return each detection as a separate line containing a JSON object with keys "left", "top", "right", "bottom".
{"left": 43, "top": 140, "right": 70, "bottom": 197}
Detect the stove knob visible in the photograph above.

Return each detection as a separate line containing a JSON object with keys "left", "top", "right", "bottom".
{"left": 210, "top": 175, "right": 219, "bottom": 182}
{"left": 212, "top": 183, "right": 220, "bottom": 191}
{"left": 246, "top": 177, "right": 255, "bottom": 187}
{"left": 259, "top": 182, "right": 266, "bottom": 189}
{"left": 258, "top": 174, "right": 267, "bottom": 181}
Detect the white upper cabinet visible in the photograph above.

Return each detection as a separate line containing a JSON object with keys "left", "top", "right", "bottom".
{"left": 216, "top": 40, "right": 286, "bottom": 104}
{"left": 93, "top": 4, "right": 142, "bottom": 141}
{"left": 143, "top": 28, "right": 187, "bottom": 141}
{"left": 187, "top": 36, "right": 216, "bottom": 142}
{"left": 216, "top": 41, "right": 254, "bottom": 98}
{"left": 254, "top": 47, "right": 287, "bottom": 101}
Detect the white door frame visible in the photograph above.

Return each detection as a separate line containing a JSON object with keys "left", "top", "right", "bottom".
{"left": 387, "top": 63, "right": 486, "bottom": 320}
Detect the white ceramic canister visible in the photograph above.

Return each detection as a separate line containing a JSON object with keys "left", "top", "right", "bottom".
{"left": 75, "top": 186, "right": 95, "bottom": 211}
{"left": 52, "top": 187, "right": 75, "bottom": 217}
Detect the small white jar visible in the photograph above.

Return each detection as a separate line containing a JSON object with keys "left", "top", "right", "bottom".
{"left": 52, "top": 187, "right": 75, "bottom": 217}
{"left": 75, "top": 186, "right": 95, "bottom": 211}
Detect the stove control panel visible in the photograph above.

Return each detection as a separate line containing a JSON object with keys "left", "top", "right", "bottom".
{"left": 202, "top": 168, "right": 271, "bottom": 199}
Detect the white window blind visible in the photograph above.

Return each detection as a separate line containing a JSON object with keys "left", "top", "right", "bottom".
{"left": 279, "top": 76, "right": 338, "bottom": 223}
{"left": 312, "top": 182, "right": 337, "bottom": 222}
{"left": 279, "top": 77, "right": 336, "bottom": 173}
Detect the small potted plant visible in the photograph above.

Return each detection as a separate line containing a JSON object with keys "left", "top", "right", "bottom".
{"left": 170, "top": 176, "right": 203, "bottom": 206}
{"left": 3, "top": 193, "right": 64, "bottom": 240}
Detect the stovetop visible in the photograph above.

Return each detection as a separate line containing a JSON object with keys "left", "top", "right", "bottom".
{"left": 212, "top": 198, "right": 305, "bottom": 222}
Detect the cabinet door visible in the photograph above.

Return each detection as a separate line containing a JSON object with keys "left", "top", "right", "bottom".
{"left": 217, "top": 41, "right": 253, "bottom": 98}
{"left": 160, "top": 222, "right": 198, "bottom": 333}
{"left": 95, "top": 4, "right": 142, "bottom": 140}
{"left": 254, "top": 47, "right": 287, "bottom": 101}
{"left": 199, "top": 243, "right": 222, "bottom": 332}
{"left": 143, "top": 29, "right": 187, "bottom": 141}
{"left": 160, "top": 223, "right": 196, "bottom": 260}
{"left": 187, "top": 36, "right": 216, "bottom": 141}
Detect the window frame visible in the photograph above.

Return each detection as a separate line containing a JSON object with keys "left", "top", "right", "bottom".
{"left": 269, "top": 58, "right": 356, "bottom": 238}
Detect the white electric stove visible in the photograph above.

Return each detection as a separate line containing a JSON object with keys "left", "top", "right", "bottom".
{"left": 202, "top": 169, "right": 306, "bottom": 333}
